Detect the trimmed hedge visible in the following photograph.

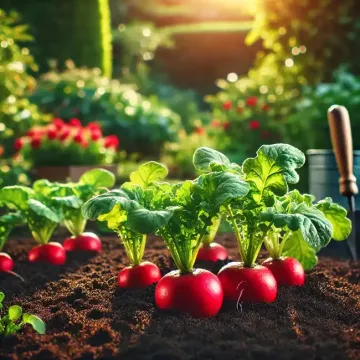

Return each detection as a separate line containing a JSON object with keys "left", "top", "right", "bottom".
{"left": 2, "top": 0, "right": 112, "bottom": 77}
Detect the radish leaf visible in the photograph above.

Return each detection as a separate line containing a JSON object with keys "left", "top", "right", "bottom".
{"left": 130, "top": 161, "right": 168, "bottom": 188}
{"left": 79, "top": 168, "right": 115, "bottom": 188}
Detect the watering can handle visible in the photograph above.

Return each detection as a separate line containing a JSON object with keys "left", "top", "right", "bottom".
{"left": 328, "top": 105, "right": 358, "bottom": 197}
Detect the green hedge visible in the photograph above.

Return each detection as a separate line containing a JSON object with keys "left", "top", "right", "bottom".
{"left": 1, "top": 0, "right": 112, "bottom": 77}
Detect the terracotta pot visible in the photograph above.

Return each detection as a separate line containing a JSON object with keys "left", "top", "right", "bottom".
{"left": 33, "top": 165, "right": 117, "bottom": 182}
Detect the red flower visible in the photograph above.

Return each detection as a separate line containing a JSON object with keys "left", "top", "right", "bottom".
{"left": 59, "top": 128, "right": 70, "bottom": 141}
{"left": 69, "top": 118, "right": 82, "bottom": 127}
{"left": 249, "top": 120, "right": 260, "bottom": 130}
{"left": 262, "top": 104, "right": 270, "bottom": 112}
{"left": 223, "top": 121, "right": 231, "bottom": 130}
{"left": 47, "top": 127, "right": 57, "bottom": 140}
{"left": 87, "top": 122, "right": 102, "bottom": 132}
{"left": 246, "top": 97, "right": 258, "bottom": 107}
{"left": 91, "top": 130, "right": 102, "bottom": 141}
{"left": 73, "top": 132, "right": 84, "bottom": 144}
{"left": 210, "top": 119, "right": 221, "bottom": 128}
{"left": 104, "top": 135, "right": 120, "bottom": 149}
{"left": 194, "top": 127, "right": 206, "bottom": 135}
{"left": 52, "top": 118, "right": 65, "bottom": 130}
{"left": 14, "top": 138, "right": 24, "bottom": 151}
{"left": 222, "top": 101, "right": 232, "bottom": 111}
{"left": 0, "top": 146, "right": 3, "bottom": 156}
{"left": 31, "top": 137, "right": 42, "bottom": 149}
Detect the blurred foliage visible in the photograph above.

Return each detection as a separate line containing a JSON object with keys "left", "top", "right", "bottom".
{"left": 29, "top": 63, "right": 182, "bottom": 157}
{"left": 2, "top": 0, "right": 112, "bottom": 77}
{"left": 248, "top": 0, "right": 360, "bottom": 85}
{"left": 0, "top": 156, "right": 30, "bottom": 188}
{"left": 161, "top": 128, "right": 219, "bottom": 179}
{"left": 113, "top": 22, "right": 205, "bottom": 132}
{"left": 0, "top": 9, "right": 46, "bottom": 156}
{"left": 286, "top": 69, "right": 360, "bottom": 151}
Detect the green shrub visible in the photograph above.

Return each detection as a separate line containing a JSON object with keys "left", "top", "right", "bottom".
{"left": 30, "top": 65, "right": 182, "bottom": 157}
{"left": 0, "top": 9, "right": 46, "bottom": 156}
{"left": 286, "top": 69, "right": 360, "bottom": 151}
{"left": 2, "top": 0, "right": 112, "bottom": 76}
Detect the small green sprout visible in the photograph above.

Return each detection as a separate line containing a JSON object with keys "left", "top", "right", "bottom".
{"left": 0, "top": 292, "right": 45, "bottom": 336}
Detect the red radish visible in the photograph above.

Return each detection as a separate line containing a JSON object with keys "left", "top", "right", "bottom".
{"left": 262, "top": 257, "right": 305, "bottom": 286}
{"left": 197, "top": 242, "right": 228, "bottom": 262}
{"left": 155, "top": 269, "right": 223, "bottom": 318}
{"left": 63, "top": 232, "right": 101, "bottom": 252}
{"left": 0, "top": 252, "right": 14, "bottom": 272}
{"left": 118, "top": 261, "right": 161, "bottom": 289}
{"left": 28, "top": 242, "right": 66, "bottom": 265}
{"left": 217, "top": 262, "right": 277, "bottom": 303}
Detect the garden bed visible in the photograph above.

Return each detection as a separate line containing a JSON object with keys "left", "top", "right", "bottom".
{"left": 0, "top": 234, "right": 359, "bottom": 360}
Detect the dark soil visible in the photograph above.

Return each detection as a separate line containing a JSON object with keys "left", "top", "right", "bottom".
{"left": 0, "top": 234, "right": 359, "bottom": 360}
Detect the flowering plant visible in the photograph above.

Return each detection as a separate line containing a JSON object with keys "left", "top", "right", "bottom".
{"left": 14, "top": 118, "right": 119, "bottom": 166}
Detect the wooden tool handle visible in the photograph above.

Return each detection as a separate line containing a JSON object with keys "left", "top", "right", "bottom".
{"left": 328, "top": 105, "right": 359, "bottom": 197}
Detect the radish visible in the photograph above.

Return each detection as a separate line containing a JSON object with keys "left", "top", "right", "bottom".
{"left": 262, "top": 257, "right": 305, "bottom": 286}
{"left": 153, "top": 171, "right": 249, "bottom": 317}
{"left": 82, "top": 162, "right": 177, "bottom": 289}
{"left": 217, "top": 262, "right": 277, "bottom": 303}
{"left": 0, "top": 252, "right": 13, "bottom": 272}
{"left": 118, "top": 261, "right": 161, "bottom": 288}
{"left": 197, "top": 242, "right": 228, "bottom": 262}
{"left": 28, "top": 242, "right": 66, "bottom": 265}
{"left": 63, "top": 232, "right": 101, "bottom": 252}
{"left": 196, "top": 217, "right": 228, "bottom": 262}
{"left": 155, "top": 269, "right": 223, "bottom": 317}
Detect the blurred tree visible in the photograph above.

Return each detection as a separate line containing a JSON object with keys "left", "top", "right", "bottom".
{"left": 1, "top": 0, "right": 112, "bottom": 77}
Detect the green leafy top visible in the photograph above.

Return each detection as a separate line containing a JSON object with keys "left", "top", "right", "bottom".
{"left": 0, "top": 292, "right": 45, "bottom": 337}
{"left": 129, "top": 161, "right": 168, "bottom": 188}
{"left": 261, "top": 190, "right": 351, "bottom": 270}
{"left": 0, "top": 212, "right": 25, "bottom": 251}
{"left": 243, "top": 144, "right": 305, "bottom": 201}
{"left": 0, "top": 185, "right": 62, "bottom": 244}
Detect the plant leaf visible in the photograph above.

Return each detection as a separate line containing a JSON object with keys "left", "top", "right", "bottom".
{"left": 8, "top": 305, "right": 22, "bottom": 321}
{"left": 315, "top": 197, "right": 352, "bottom": 240}
{"left": 0, "top": 186, "right": 35, "bottom": 210}
{"left": 0, "top": 212, "right": 25, "bottom": 251}
{"left": 130, "top": 161, "right": 168, "bottom": 188}
{"left": 261, "top": 204, "right": 332, "bottom": 250}
{"left": 82, "top": 190, "right": 139, "bottom": 220}
{"left": 282, "top": 230, "right": 318, "bottom": 271}
{"left": 127, "top": 208, "right": 178, "bottom": 234}
{"left": 193, "top": 147, "right": 231, "bottom": 172}
{"left": 52, "top": 196, "right": 83, "bottom": 209}
{"left": 243, "top": 144, "right": 305, "bottom": 199}
{"left": 197, "top": 172, "right": 250, "bottom": 209}
{"left": 79, "top": 168, "right": 115, "bottom": 188}
{"left": 0, "top": 292, "right": 4, "bottom": 303}
{"left": 28, "top": 200, "right": 61, "bottom": 223}
{"left": 22, "top": 314, "right": 46, "bottom": 335}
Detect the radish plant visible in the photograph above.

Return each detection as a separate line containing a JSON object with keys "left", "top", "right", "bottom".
{"left": 0, "top": 292, "right": 45, "bottom": 336}
{"left": 0, "top": 212, "right": 25, "bottom": 279}
{"left": 154, "top": 170, "right": 249, "bottom": 317}
{"left": 261, "top": 191, "right": 351, "bottom": 285}
{"left": 34, "top": 168, "right": 115, "bottom": 252}
{"left": 192, "top": 147, "right": 242, "bottom": 262}
{"left": 83, "top": 162, "right": 176, "bottom": 288}
{"left": 0, "top": 186, "right": 66, "bottom": 265}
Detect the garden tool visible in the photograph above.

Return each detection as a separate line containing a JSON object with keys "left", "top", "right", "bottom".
{"left": 328, "top": 105, "right": 359, "bottom": 260}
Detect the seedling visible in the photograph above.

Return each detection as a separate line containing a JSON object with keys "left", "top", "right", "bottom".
{"left": 0, "top": 292, "right": 45, "bottom": 336}
{"left": 34, "top": 168, "right": 116, "bottom": 252}
{"left": 0, "top": 186, "right": 65, "bottom": 265}
{"left": 83, "top": 162, "right": 176, "bottom": 288}
{"left": 154, "top": 169, "right": 249, "bottom": 317}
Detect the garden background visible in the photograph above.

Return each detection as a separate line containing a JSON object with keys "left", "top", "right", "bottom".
{"left": 1, "top": 0, "right": 360, "bottom": 191}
